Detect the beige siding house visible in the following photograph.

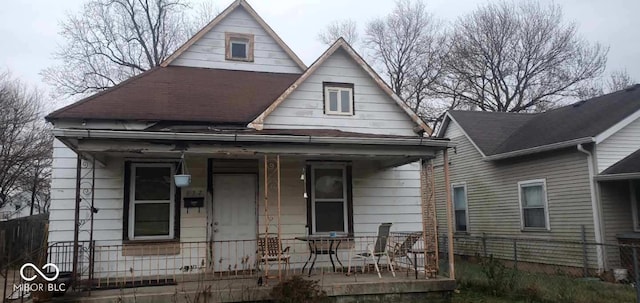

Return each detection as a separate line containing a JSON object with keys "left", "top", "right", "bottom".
{"left": 435, "top": 87, "right": 640, "bottom": 273}
{"left": 44, "top": 0, "right": 453, "bottom": 296}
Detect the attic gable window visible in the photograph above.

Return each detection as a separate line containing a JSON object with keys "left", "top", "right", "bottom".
{"left": 225, "top": 32, "right": 254, "bottom": 62}
{"left": 323, "top": 82, "right": 354, "bottom": 115}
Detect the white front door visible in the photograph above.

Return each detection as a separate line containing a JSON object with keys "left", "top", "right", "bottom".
{"left": 211, "top": 174, "right": 257, "bottom": 272}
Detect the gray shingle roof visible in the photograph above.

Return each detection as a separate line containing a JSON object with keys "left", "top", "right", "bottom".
{"left": 601, "top": 149, "right": 640, "bottom": 175}
{"left": 445, "top": 84, "right": 640, "bottom": 157}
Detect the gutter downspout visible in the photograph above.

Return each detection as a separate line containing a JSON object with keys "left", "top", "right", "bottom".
{"left": 577, "top": 143, "right": 605, "bottom": 272}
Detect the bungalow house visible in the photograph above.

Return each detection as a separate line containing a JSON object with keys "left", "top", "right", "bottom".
{"left": 43, "top": 0, "right": 455, "bottom": 299}
{"left": 434, "top": 85, "right": 640, "bottom": 274}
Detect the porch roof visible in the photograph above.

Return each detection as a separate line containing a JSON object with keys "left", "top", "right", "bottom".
{"left": 54, "top": 128, "right": 452, "bottom": 165}
{"left": 597, "top": 148, "right": 640, "bottom": 181}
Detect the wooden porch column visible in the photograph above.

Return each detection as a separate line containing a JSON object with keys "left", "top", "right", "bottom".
{"left": 443, "top": 149, "right": 455, "bottom": 279}
{"left": 420, "top": 159, "right": 438, "bottom": 277}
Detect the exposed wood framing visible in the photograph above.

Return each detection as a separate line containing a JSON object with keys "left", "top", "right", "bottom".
{"left": 262, "top": 154, "right": 282, "bottom": 283}
{"left": 443, "top": 149, "right": 455, "bottom": 279}
{"left": 420, "top": 159, "right": 438, "bottom": 278}
{"left": 247, "top": 38, "right": 432, "bottom": 135}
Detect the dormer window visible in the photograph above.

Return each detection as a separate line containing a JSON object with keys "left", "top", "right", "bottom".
{"left": 225, "top": 33, "right": 254, "bottom": 62}
{"left": 323, "top": 82, "right": 354, "bottom": 115}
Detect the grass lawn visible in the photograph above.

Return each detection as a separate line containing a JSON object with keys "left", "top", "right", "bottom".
{"left": 448, "top": 259, "right": 636, "bottom": 303}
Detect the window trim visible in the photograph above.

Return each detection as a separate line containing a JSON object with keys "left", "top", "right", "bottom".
{"left": 452, "top": 182, "right": 468, "bottom": 232}
{"left": 225, "top": 32, "right": 254, "bottom": 62}
{"left": 124, "top": 161, "right": 180, "bottom": 241}
{"left": 306, "top": 163, "right": 353, "bottom": 235}
{"left": 517, "top": 179, "right": 550, "bottom": 231}
{"left": 631, "top": 181, "right": 640, "bottom": 232}
{"left": 323, "top": 82, "right": 354, "bottom": 116}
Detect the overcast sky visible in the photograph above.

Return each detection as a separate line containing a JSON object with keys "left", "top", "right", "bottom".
{"left": 1, "top": 0, "right": 638, "bottom": 108}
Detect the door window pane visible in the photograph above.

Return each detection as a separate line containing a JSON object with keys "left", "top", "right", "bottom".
{"left": 134, "top": 203, "right": 170, "bottom": 236}
{"left": 315, "top": 202, "right": 344, "bottom": 232}
{"left": 314, "top": 169, "right": 343, "bottom": 199}
{"left": 134, "top": 166, "right": 171, "bottom": 200}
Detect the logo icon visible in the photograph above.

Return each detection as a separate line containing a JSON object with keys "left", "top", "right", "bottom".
{"left": 19, "top": 263, "right": 59, "bottom": 282}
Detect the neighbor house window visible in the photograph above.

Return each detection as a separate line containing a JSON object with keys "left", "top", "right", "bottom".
{"left": 452, "top": 183, "right": 468, "bottom": 232}
{"left": 128, "top": 163, "right": 175, "bottom": 240}
{"left": 225, "top": 32, "right": 254, "bottom": 61}
{"left": 310, "top": 165, "right": 352, "bottom": 234}
{"left": 518, "top": 179, "right": 549, "bottom": 230}
{"left": 323, "top": 83, "right": 354, "bottom": 115}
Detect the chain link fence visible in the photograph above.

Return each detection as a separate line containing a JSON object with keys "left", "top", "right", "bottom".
{"left": 439, "top": 231, "right": 639, "bottom": 303}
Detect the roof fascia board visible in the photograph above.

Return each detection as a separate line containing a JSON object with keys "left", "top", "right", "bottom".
{"left": 484, "top": 137, "right": 595, "bottom": 161}
{"left": 595, "top": 173, "right": 640, "bottom": 181}
{"left": 594, "top": 108, "right": 640, "bottom": 144}
{"left": 248, "top": 39, "right": 432, "bottom": 135}
{"left": 160, "top": 0, "right": 306, "bottom": 71}
{"left": 52, "top": 128, "right": 453, "bottom": 148}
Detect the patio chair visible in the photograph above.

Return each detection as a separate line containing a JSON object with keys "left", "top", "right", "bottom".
{"left": 257, "top": 234, "right": 291, "bottom": 275}
{"left": 347, "top": 223, "right": 396, "bottom": 278}
{"left": 389, "top": 231, "right": 423, "bottom": 276}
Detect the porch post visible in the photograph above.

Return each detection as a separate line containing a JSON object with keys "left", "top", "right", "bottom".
{"left": 420, "top": 158, "right": 438, "bottom": 278}
{"left": 72, "top": 155, "right": 82, "bottom": 285}
{"left": 443, "top": 149, "right": 455, "bottom": 279}
{"left": 263, "top": 154, "right": 283, "bottom": 282}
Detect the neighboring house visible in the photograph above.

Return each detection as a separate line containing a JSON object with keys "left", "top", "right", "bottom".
{"left": 0, "top": 192, "right": 41, "bottom": 221}
{"left": 434, "top": 85, "right": 640, "bottom": 273}
{"left": 44, "top": 0, "right": 451, "bottom": 292}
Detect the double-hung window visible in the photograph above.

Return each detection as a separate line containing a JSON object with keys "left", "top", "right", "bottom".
{"left": 311, "top": 165, "right": 350, "bottom": 234}
{"left": 518, "top": 179, "right": 549, "bottom": 230}
{"left": 452, "top": 184, "right": 468, "bottom": 232}
{"left": 128, "top": 163, "right": 175, "bottom": 240}
{"left": 631, "top": 181, "right": 640, "bottom": 231}
{"left": 323, "top": 83, "right": 354, "bottom": 115}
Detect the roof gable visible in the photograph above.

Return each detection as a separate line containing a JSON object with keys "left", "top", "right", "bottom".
{"left": 248, "top": 38, "right": 431, "bottom": 135}
{"left": 162, "top": 0, "right": 305, "bottom": 73}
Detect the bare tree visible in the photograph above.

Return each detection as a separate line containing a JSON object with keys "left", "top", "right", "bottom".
{"left": 607, "top": 69, "right": 636, "bottom": 92}
{"left": 0, "top": 71, "right": 52, "bottom": 211}
{"left": 42, "top": 0, "right": 201, "bottom": 96}
{"left": 189, "top": 0, "right": 220, "bottom": 36}
{"left": 364, "top": 0, "right": 447, "bottom": 124}
{"left": 318, "top": 19, "right": 359, "bottom": 46}
{"left": 441, "top": 1, "right": 608, "bottom": 113}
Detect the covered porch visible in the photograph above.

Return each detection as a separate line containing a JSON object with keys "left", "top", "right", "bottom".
{"left": 47, "top": 128, "right": 456, "bottom": 300}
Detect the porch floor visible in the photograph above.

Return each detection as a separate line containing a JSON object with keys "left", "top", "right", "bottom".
{"left": 55, "top": 273, "right": 455, "bottom": 303}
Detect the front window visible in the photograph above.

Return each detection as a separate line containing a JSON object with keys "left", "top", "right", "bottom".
{"left": 324, "top": 83, "right": 354, "bottom": 115}
{"left": 452, "top": 184, "right": 468, "bottom": 232}
{"left": 311, "top": 166, "right": 348, "bottom": 234}
{"left": 632, "top": 181, "right": 640, "bottom": 231}
{"left": 129, "top": 163, "right": 175, "bottom": 240}
{"left": 518, "top": 179, "right": 549, "bottom": 230}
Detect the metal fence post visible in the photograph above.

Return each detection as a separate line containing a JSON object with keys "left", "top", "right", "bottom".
{"left": 633, "top": 246, "right": 640, "bottom": 302}
{"left": 513, "top": 238, "right": 518, "bottom": 270}
{"left": 482, "top": 232, "right": 487, "bottom": 258}
{"left": 581, "top": 225, "right": 588, "bottom": 277}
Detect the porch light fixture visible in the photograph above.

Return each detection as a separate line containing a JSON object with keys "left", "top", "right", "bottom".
{"left": 174, "top": 152, "right": 191, "bottom": 188}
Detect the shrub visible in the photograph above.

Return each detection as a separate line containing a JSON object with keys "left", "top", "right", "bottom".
{"left": 270, "top": 276, "right": 327, "bottom": 303}
{"left": 480, "top": 255, "right": 517, "bottom": 296}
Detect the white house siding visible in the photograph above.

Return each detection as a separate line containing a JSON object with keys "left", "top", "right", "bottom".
{"left": 597, "top": 116, "right": 640, "bottom": 173}
{"left": 170, "top": 6, "right": 302, "bottom": 74}
{"left": 435, "top": 125, "right": 600, "bottom": 269}
{"left": 599, "top": 181, "right": 633, "bottom": 269}
{"left": 262, "top": 49, "right": 417, "bottom": 136}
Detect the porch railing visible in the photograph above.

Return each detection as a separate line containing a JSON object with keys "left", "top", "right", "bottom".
{"left": 46, "top": 232, "right": 434, "bottom": 290}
